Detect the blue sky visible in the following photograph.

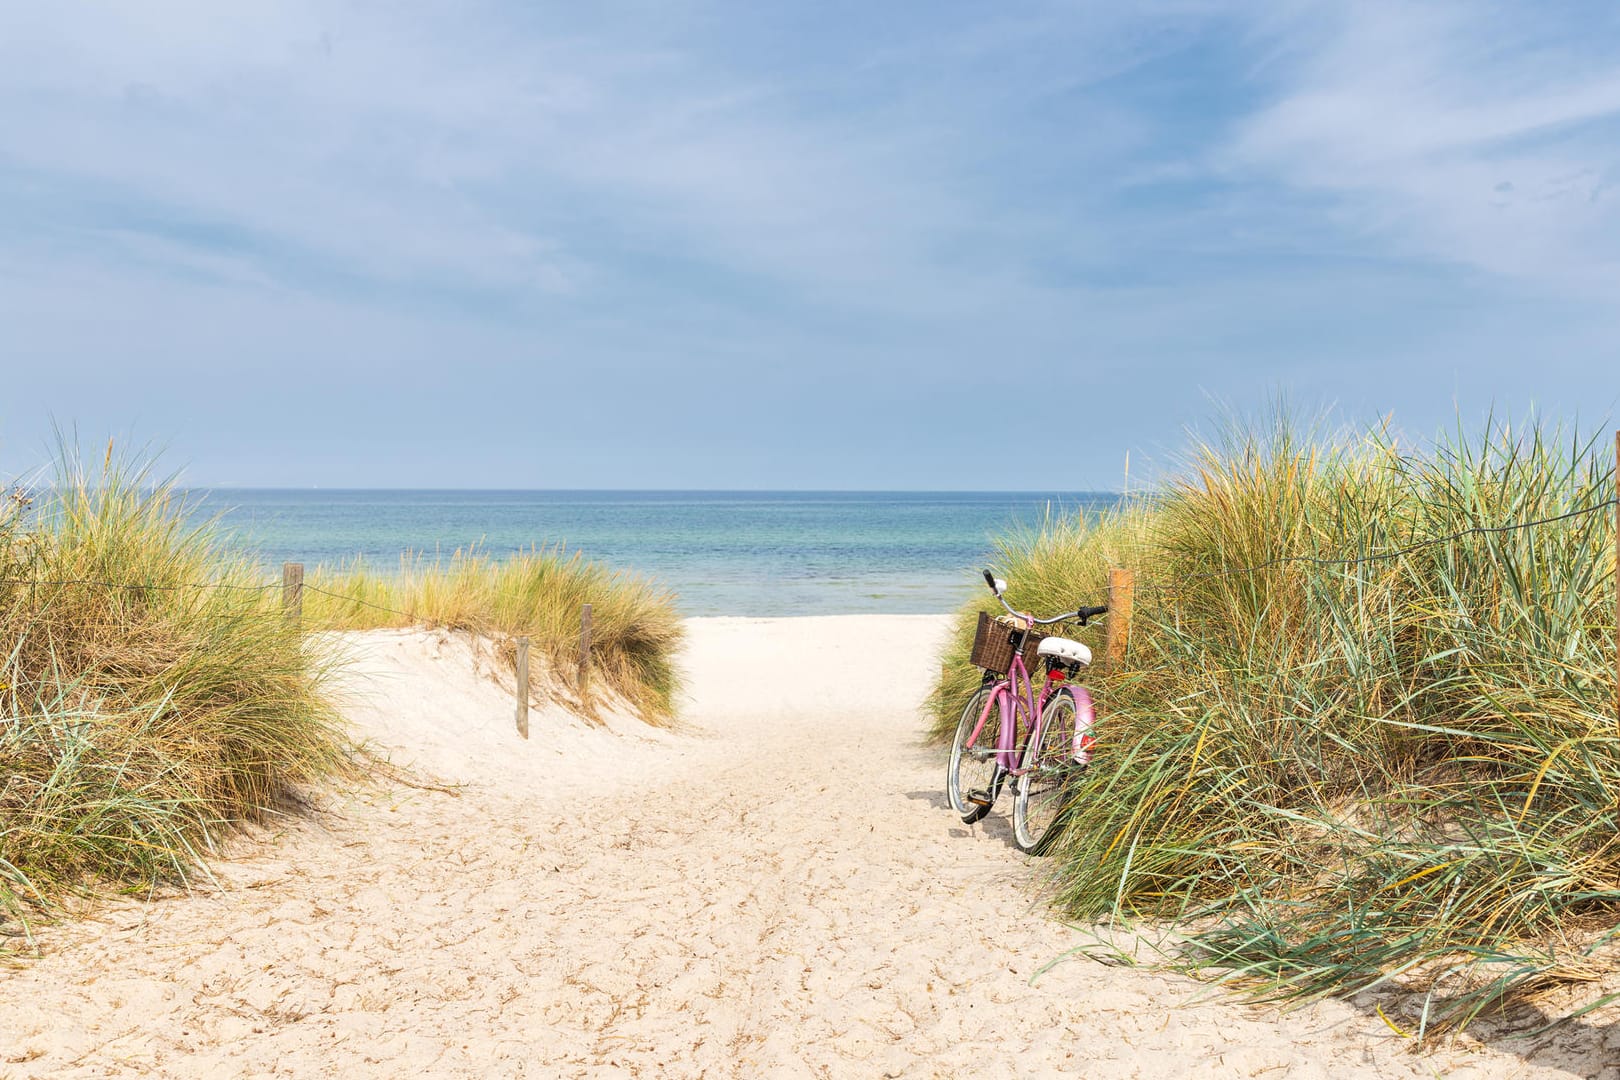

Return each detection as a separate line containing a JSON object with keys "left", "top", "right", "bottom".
{"left": 2, "top": 0, "right": 1617, "bottom": 488}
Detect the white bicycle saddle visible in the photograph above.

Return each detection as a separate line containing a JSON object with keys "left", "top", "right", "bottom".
{"left": 1036, "top": 636, "right": 1092, "bottom": 666}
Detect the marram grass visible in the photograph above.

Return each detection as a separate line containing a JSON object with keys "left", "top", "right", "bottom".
{"left": 0, "top": 454, "right": 688, "bottom": 936}
{"left": 0, "top": 454, "right": 346, "bottom": 938}
{"left": 930, "top": 412, "right": 1620, "bottom": 1034}
{"left": 304, "top": 547, "right": 684, "bottom": 725}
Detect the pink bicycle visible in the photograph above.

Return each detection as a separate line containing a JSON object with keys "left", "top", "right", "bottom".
{"left": 946, "top": 569, "right": 1106, "bottom": 854}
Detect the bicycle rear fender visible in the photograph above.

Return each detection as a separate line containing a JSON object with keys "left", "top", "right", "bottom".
{"left": 1061, "top": 686, "right": 1097, "bottom": 765}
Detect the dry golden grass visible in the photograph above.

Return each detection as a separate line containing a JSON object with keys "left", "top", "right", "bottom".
{"left": 931, "top": 411, "right": 1619, "bottom": 1033}
{"left": 303, "top": 547, "right": 684, "bottom": 724}
{"left": 0, "top": 454, "right": 345, "bottom": 938}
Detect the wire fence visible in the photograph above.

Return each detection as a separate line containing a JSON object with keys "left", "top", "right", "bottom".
{"left": 299, "top": 583, "right": 428, "bottom": 622}
{"left": 0, "top": 575, "right": 427, "bottom": 624}
{"left": 1083, "top": 496, "right": 1620, "bottom": 608}
{"left": 0, "top": 577, "right": 281, "bottom": 593}
{"left": 1172, "top": 497, "right": 1619, "bottom": 583}
{"left": 0, "top": 569, "right": 599, "bottom": 735}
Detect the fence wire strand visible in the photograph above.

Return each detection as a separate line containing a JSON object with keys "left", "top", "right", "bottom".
{"left": 0, "top": 576, "right": 426, "bottom": 623}
{"left": 1120, "top": 495, "right": 1619, "bottom": 603}
{"left": 1177, "top": 497, "right": 1619, "bottom": 582}
{"left": 0, "top": 577, "right": 282, "bottom": 594}
{"left": 299, "top": 583, "right": 423, "bottom": 621}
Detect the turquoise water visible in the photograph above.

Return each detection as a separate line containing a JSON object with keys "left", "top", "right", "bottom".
{"left": 190, "top": 490, "right": 1118, "bottom": 617}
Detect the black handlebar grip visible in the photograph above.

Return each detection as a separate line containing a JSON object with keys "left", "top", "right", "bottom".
{"left": 983, "top": 568, "right": 997, "bottom": 592}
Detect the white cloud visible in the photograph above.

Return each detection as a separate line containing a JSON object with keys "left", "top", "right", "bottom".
{"left": 0, "top": 1, "right": 1213, "bottom": 315}
{"left": 1225, "top": 0, "right": 1620, "bottom": 287}
{"left": 3, "top": 0, "right": 1617, "bottom": 487}
{"left": 0, "top": 2, "right": 608, "bottom": 292}
{"left": 0, "top": 2, "right": 961, "bottom": 303}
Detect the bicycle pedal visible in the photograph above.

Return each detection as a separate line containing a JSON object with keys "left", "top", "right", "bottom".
{"left": 961, "top": 790, "right": 993, "bottom": 825}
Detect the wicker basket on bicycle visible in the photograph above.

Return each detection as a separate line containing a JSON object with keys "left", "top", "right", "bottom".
{"left": 969, "top": 611, "right": 1048, "bottom": 676}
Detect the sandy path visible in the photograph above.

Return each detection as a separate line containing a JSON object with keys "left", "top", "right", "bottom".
{"left": 1, "top": 617, "right": 1612, "bottom": 1077}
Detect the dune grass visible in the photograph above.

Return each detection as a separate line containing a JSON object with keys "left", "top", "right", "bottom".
{"left": 303, "top": 547, "right": 684, "bottom": 724}
{"left": 0, "top": 443, "right": 685, "bottom": 939}
{"left": 0, "top": 455, "right": 346, "bottom": 938}
{"left": 929, "top": 410, "right": 1620, "bottom": 1033}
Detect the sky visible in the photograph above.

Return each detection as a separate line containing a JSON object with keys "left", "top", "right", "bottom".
{"left": 2, "top": 0, "right": 1618, "bottom": 489}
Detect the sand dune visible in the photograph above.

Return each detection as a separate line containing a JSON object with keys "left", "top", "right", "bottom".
{"left": 1, "top": 617, "right": 1610, "bottom": 1077}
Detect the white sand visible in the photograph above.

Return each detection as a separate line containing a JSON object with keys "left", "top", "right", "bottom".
{"left": 1, "top": 616, "right": 1612, "bottom": 1077}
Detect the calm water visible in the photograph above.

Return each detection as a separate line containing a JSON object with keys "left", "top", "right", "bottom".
{"left": 188, "top": 490, "right": 1118, "bottom": 617}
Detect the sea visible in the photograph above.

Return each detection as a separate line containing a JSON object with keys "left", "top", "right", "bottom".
{"left": 188, "top": 490, "right": 1118, "bottom": 617}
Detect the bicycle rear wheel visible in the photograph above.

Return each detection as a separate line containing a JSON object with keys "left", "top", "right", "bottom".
{"left": 946, "top": 686, "right": 1002, "bottom": 818}
{"left": 1012, "top": 691, "right": 1091, "bottom": 855}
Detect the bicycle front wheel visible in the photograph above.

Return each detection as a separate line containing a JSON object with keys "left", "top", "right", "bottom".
{"left": 946, "top": 686, "right": 1001, "bottom": 815}
{"left": 1012, "top": 691, "right": 1090, "bottom": 855}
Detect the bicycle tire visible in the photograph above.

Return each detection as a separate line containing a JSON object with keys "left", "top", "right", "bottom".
{"left": 1012, "top": 690, "right": 1091, "bottom": 855}
{"left": 946, "top": 686, "right": 1001, "bottom": 816}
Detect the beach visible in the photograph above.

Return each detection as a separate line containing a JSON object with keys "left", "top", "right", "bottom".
{"left": 0, "top": 615, "right": 1607, "bottom": 1078}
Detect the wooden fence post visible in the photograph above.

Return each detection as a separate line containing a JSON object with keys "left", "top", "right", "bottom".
{"left": 515, "top": 636, "right": 530, "bottom": 739}
{"left": 1105, "top": 567, "right": 1135, "bottom": 670}
{"left": 579, "top": 603, "right": 593, "bottom": 698}
{"left": 282, "top": 562, "right": 304, "bottom": 625}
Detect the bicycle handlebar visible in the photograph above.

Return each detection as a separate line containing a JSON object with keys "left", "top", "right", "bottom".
{"left": 981, "top": 567, "right": 1108, "bottom": 626}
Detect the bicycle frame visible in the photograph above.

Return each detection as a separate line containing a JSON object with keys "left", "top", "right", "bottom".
{"left": 966, "top": 638, "right": 1055, "bottom": 775}
{"left": 963, "top": 635, "right": 1098, "bottom": 777}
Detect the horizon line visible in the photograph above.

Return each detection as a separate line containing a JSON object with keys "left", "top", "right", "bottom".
{"left": 170, "top": 486, "right": 1130, "bottom": 496}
